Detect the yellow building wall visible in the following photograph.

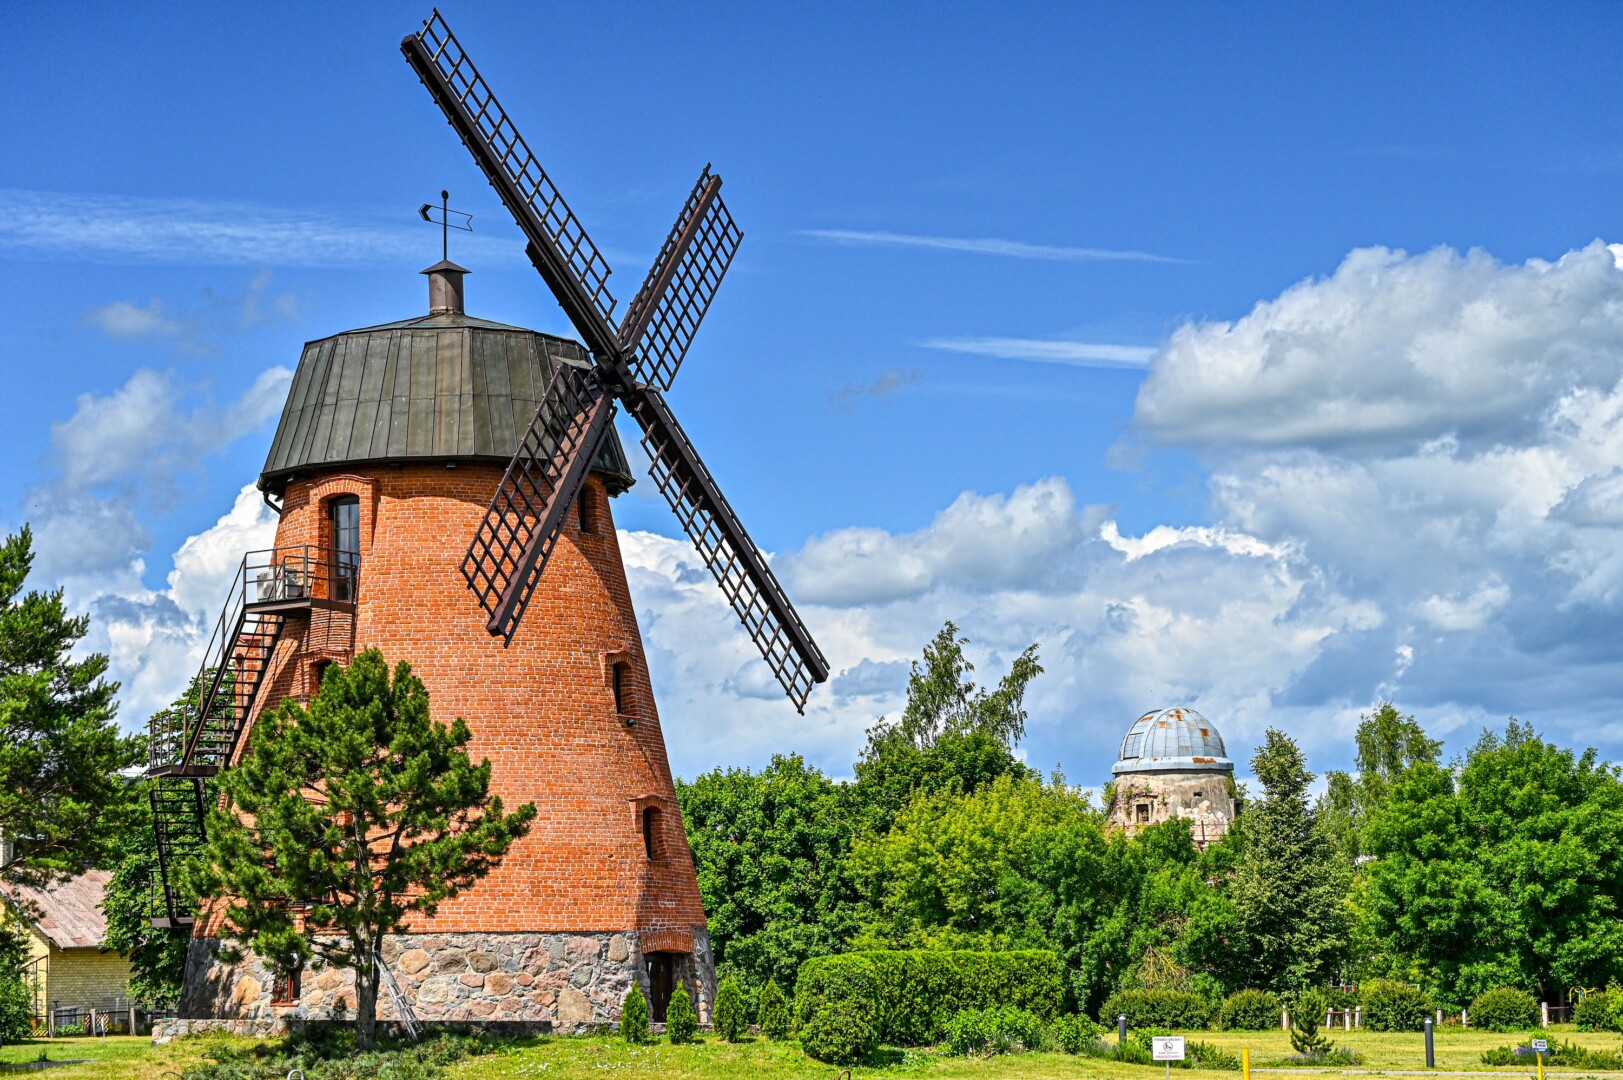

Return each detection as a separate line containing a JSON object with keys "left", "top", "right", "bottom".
{"left": 18, "top": 921, "right": 49, "bottom": 1019}
{"left": 45, "top": 948, "right": 132, "bottom": 1011}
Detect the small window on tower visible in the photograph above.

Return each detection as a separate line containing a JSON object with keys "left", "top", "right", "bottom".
{"left": 577, "top": 491, "right": 593, "bottom": 534}
{"left": 612, "top": 661, "right": 629, "bottom": 717}
{"left": 1135, "top": 802, "right": 1151, "bottom": 824}
{"left": 271, "top": 965, "right": 302, "bottom": 1006}
{"left": 311, "top": 660, "right": 333, "bottom": 697}
{"left": 642, "top": 806, "right": 660, "bottom": 860}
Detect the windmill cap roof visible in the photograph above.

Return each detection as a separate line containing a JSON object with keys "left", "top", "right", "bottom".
{"left": 1113, "top": 707, "right": 1234, "bottom": 775}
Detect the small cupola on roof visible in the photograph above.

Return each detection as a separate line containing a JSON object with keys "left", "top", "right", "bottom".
{"left": 422, "top": 259, "right": 469, "bottom": 315}
{"left": 1113, "top": 707, "right": 1234, "bottom": 776}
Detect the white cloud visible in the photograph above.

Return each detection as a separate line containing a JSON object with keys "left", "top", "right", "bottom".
{"left": 83, "top": 299, "right": 183, "bottom": 339}
{"left": 0, "top": 189, "right": 516, "bottom": 268}
{"left": 802, "top": 228, "right": 1184, "bottom": 264}
{"left": 922, "top": 336, "right": 1156, "bottom": 368}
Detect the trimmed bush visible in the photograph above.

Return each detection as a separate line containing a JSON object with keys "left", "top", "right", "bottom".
{"left": 1099, "top": 988, "right": 1215, "bottom": 1030}
{"left": 620, "top": 983, "right": 650, "bottom": 1044}
{"left": 1469, "top": 987, "right": 1538, "bottom": 1032}
{"left": 1576, "top": 991, "right": 1619, "bottom": 1033}
{"left": 666, "top": 982, "right": 699, "bottom": 1044}
{"left": 1483, "top": 1039, "right": 1623, "bottom": 1070}
{"left": 801, "top": 1000, "right": 878, "bottom": 1065}
{"left": 944, "top": 1007, "right": 1047, "bottom": 1056}
{"left": 714, "top": 975, "right": 746, "bottom": 1042}
{"left": 1051, "top": 1013, "right": 1108, "bottom": 1054}
{"left": 1361, "top": 980, "right": 1430, "bottom": 1032}
{"left": 1219, "top": 989, "right": 1281, "bottom": 1031}
{"left": 794, "top": 949, "right": 1062, "bottom": 1047}
{"left": 758, "top": 978, "right": 791, "bottom": 1041}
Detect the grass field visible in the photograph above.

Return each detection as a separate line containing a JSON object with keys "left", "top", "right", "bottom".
{"left": 1, "top": 1025, "right": 1618, "bottom": 1079}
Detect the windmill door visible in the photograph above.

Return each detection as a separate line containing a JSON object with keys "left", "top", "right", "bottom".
{"left": 645, "top": 953, "right": 675, "bottom": 1022}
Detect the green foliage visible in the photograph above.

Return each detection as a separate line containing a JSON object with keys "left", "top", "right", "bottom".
{"left": 1230, "top": 730, "right": 1351, "bottom": 993}
{"left": 1049, "top": 1013, "right": 1106, "bottom": 1054}
{"left": 1189, "top": 1041, "right": 1244, "bottom": 1070}
{"left": 943, "top": 1006, "right": 1046, "bottom": 1056}
{"left": 1482, "top": 1039, "right": 1623, "bottom": 1070}
{"left": 1364, "top": 720, "right": 1623, "bottom": 1003}
{"left": 1576, "top": 990, "right": 1621, "bottom": 1032}
{"left": 666, "top": 982, "right": 698, "bottom": 1044}
{"left": 1360, "top": 979, "right": 1430, "bottom": 1032}
{"left": 714, "top": 975, "right": 746, "bottom": 1042}
{"left": 1289, "top": 991, "right": 1334, "bottom": 1057}
{"left": 1468, "top": 986, "right": 1538, "bottom": 1032}
{"left": 0, "top": 954, "right": 36, "bottom": 1042}
{"left": 757, "top": 978, "right": 790, "bottom": 1040}
{"left": 619, "top": 983, "right": 649, "bottom": 1044}
{"left": 0, "top": 526, "right": 139, "bottom": 891}
{"left": 796, "top": 949, "right": 1061, "bottom": 1046}
{"left": 791, "top": 954, "right": 880, "bottom": 1035}
{"left": 1099, "top": 988, "right": 1214, "bottom": 1029}
{"left": 799, "top": 1000, "right": 878, "bottom": 1065}
{"left": 1218, "top": 989, "right": 1281, "bottom": 1030}
{"left": 874, "top": 622, "right": 1042, "bottom": 753}
{"left": 195, "top": 650, "right": 536, "bottom": 1046}
{"left": 179, "top": 1029, "right": 485, "bottom": 1079}
{"left": 1319, "top": 704, "right": 1442, "bottom": 862}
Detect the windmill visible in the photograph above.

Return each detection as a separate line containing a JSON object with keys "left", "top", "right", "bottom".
{"left": 149, "top": 9, "right": 829, "bottom": 1028}
{"left": 402, "top": 10, "right": 828, "bottom": 710}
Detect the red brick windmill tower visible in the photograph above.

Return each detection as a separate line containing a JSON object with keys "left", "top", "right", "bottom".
{"left": 150, "top": 10, "right": 827, "bottom": 1030}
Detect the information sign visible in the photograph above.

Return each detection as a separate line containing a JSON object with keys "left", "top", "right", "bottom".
{"left": 1153, "top": 1036, "right": 1187, "bottom": 1061}
{"left": 1532, "top": 1039, "right": 1549, "bottom": 1053}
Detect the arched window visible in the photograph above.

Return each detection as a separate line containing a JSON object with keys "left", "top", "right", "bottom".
{"left": 328, "top": 495, "right": 360, "bottom": 602}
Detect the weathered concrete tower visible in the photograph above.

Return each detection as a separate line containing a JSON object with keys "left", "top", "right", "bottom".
{"left": 1106, "top": 707, "right": 1237, "bottom": 849}
{"left": 178, "top": 267, "right": 714, "bottom": 1029}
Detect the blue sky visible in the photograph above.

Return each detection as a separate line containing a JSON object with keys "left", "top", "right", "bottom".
{"left": 6, "top": 2, "right": 1623, "bottom": 784}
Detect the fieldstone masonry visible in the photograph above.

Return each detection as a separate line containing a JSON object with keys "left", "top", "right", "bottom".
{"left": 180, "top": 929, "right": 713, "bottom": 1031}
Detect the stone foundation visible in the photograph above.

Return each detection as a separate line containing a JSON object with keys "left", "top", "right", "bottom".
{"left": 179, "top": 929, "right": 714, "bottom": 1031}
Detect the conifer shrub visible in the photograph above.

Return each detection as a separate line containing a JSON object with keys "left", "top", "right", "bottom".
{"left": 1575, "top": 991, "right": 1619, "bottom": 1032}
{"left": 714, "top": 975, "right": 746, "bottom": 1042}
{"left": 1469, "top": 987, "right": 1538, "bottom": 1032}
{"left": 666, "top": 982, "right": 699, "bottom": 1044}
{"left": 1099, "top": 988, "right": 1215, "bottom": 1030}
{"left": 1360, "top": 980, "right": 1430, "bottom": 1032}
{"left": 758, "top": 978, "right": 791, "bottom": 1041}
{"left": 620, "top": 983, "right": 650, "bottom": 1044}
{"left": 1219, "top": 989, "right": 1281, "bottom": 1031}
{"left": 800, "top": 1000, "right": 878, "bottom": 1065}
{"left": 1289, "top": 991, "right": 1335, "bottom": 1058}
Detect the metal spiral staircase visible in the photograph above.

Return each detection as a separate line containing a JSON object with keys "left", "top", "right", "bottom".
{"left": 146, "top": 545, "right": 358, "bottom": 928}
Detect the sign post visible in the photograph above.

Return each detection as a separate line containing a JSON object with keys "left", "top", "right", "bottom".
{"left": 1533, "top": 1037, "right": 1548, "bottom": 1080}
{"left": 1154, "top": 1035, "right": 1187, "bottom": 1080}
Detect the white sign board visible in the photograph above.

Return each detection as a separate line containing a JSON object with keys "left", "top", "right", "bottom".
{"left": 1532, "top": 1039, "right": 1549, "bottom": 1053}
{"left": 1153, "top": 1036, "right": 1187, "bottom": 1061}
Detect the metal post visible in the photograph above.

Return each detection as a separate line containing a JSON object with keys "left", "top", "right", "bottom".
{"left": 1243, "top": 1046, "right": 1251, "bottom": 1080}
{"left": 1537, "top": 1049, "right": 1545, "bottom": 1080}
{"left": 1424, "top": 1017, "right": 1435, "bottom": 1069}
{"left": 1118, "top": 1013, "right": 1128, "bottom": 1046}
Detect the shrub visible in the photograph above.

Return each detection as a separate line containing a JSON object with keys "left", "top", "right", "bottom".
{"left": 1051, "top": 1013, "right": 1108, "bottom": 1054}
{"left": 800, "top": 1000, "right": 878, "bottom": 1065}
{"left": 1469, "top": 987, "right": 1538, "bottom": 1032}
{"left": 1190, "top": 1041, "right": 1243, "bottom": 1070}
{"left": 714, "top": 975, "right": 746, "bottom": 1043}
{"left": 666, "top": 982, "right": 698, "bottom": 1044}
{"left": 944, "top": 1007, "right": 1047, "bottom": 1056}
{"left": 1575, "top": 991, "right": 1619, "bottom": 1032}
{"left": 1361, "top": 980, "right": 1431, "bottom": 1032}
{"left": 620, "top": 983, "right": 649, "bottom": 1044}
{"left": 1290, "top": 992, "right": 1334, "bottom": 1057}
{"left": 1219, "top": 989, "right": 1281, "bottom": 1031}
{"left": 758, "top": 978, "right": 791, "bottom": 1041}
{"left": 0, "top": 969, "right": 35, "bottom": 1043}
{"left": 794, "top": 949, "right": 1061, "bottom": 1046}
{"left": 1483, "top": 1039, "right": 1623, "bottom": 1070}
{"left": 1099, "top": 988, "right": 1214, "bottom": 1030}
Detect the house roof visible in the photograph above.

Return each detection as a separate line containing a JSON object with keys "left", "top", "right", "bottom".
{"left": 0, "top": 870, "right": 112, "bottom": 950}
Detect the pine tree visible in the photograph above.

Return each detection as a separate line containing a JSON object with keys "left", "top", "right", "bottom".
{"left": 0, "top": 526, "right": 139, "bottom": 890}
{"left": 195, "top": 650, "right": 536, "bottom": 1046}
{"left": 667, "top": 981, "right": 699, "bottom": 1044}
{"left": 621, "top": 982, "right": 650, "bottom": 1044}
{"left": 758, "top": 978, "right": 790, "bottom": 1040}
{"left": 714, "top": 974, "right": 746, "bottom": 1042}
{"left": 1290, "top": 991, "right": 1335, "bottom": 1058}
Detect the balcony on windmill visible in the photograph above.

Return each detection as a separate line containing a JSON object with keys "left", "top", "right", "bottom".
{"left": 422, "top": 259, "right": 469, "bottom": 315}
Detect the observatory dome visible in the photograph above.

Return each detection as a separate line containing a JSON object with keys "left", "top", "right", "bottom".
{"left": 1112, "top": 707, "right": 1234, "bottom": 776}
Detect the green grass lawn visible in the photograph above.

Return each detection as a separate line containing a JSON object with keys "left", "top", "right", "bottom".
{"left": 2, "top": 1026, "right": 1619, "bottom": 1079}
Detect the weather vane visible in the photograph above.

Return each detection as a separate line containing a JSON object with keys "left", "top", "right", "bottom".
{"left": 418, "top": 190, "right": 472, "bottom": 261}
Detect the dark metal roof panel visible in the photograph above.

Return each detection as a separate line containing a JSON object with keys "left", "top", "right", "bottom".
{"left": 259, "top": 316, "right": 634, "bottom": 495}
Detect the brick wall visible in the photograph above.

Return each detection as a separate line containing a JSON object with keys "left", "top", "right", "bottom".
{"left": 197, "top": 463, "right": 707, "bottom": 940}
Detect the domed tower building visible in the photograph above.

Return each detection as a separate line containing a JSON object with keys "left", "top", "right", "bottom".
{"left": 1106, "top": 708, "right": 1238, "bottom": 848}
{"left": 168, "top": 264, "right": 714, "bottom": 1029}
